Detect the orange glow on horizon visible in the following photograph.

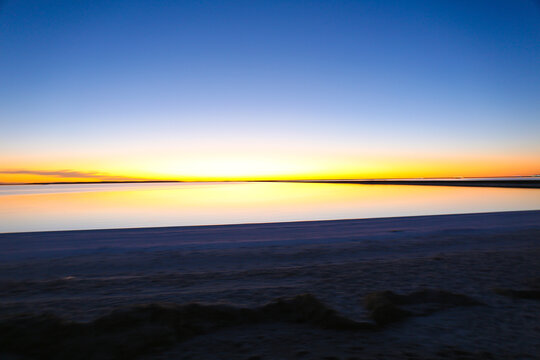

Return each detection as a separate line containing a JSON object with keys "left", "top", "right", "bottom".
{"left": 1, "top": 161, "right": 538, "bottom": 184}
{"left": 1, "top": 147, "right": 539, "bottom": 184}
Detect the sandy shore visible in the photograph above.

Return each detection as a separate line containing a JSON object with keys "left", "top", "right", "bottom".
{"left": 1, "top": 210, "right": 539, "bottom": 359}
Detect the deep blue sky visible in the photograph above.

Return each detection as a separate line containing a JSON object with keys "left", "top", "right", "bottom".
{"left": 1, "top": 0, "right": 539, "bottom": 180}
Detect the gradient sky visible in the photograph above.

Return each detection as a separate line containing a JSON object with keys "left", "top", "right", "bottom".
{"left": 1, "top": 0, "right": 539, "bottom": 183}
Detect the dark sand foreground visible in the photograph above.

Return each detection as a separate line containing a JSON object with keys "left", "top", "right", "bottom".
{"left": 1, "top": 211, "right": 539, "bottom": 359}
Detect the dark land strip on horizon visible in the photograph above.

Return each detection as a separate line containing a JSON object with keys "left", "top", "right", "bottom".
{"left": 1, "top": 178, "right": 540, "bottom": 188}
{"left": 273, "top": 179, "right": 540, "bottom": 188}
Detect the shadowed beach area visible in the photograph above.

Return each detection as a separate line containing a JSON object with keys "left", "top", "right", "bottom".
{"left": 1, "top": 210, "right": 539, "bottom": 359}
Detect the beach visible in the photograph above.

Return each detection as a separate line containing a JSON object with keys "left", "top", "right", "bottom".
{"left": 1, "top": 210, "right": 540, "bottom": 359}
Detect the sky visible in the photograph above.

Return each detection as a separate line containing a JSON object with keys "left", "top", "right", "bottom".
{"left": 1, "top": 0, "right": 539, "bottom": 183}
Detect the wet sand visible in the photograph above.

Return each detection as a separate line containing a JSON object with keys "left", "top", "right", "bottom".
{"left": 1, "top": 210, "right": 539, "bottom": 359}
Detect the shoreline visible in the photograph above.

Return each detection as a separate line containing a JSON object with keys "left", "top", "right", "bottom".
{"left": 1, "top": 209, "right": 539, "bottom": 235}
{"left": 1, "top": 210, "right": 539, "bottom": 259}
{"left": 1, "top": 178, "right": 539, "bottom": 188}
{"left": 279, "top": 179, "right": 540, "bottom": 188}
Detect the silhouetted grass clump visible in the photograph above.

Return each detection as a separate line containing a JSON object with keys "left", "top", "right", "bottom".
{"left": 0, "top": 294, "right": 372, "bottom": 359}
{"left": 364, "top": 289, "right": 483, "bottom": 326}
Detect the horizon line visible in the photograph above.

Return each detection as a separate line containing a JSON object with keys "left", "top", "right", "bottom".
{"left": 1, "top": 176, "right": 539, "bottom": 187}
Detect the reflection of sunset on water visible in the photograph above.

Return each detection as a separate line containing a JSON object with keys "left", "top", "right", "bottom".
{"left": 1, "top": 182, "right": 539, "bottom": 233}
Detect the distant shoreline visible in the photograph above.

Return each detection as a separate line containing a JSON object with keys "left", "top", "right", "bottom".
{"left": 0, "top": 180, "right": 183, "bottom": 186}
{"left": 276, "top": 179, "right": 540, "bottom": 188}
{"left": 1, "top": 178, "right": 539, "bottom": 188}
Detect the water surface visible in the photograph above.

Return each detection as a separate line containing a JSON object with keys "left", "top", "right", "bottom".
{"left": 1, "top": 182, "right": 539, "bottom": 233}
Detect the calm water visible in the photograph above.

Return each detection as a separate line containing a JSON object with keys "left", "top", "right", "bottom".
{"left": 1, "top": 182, "right": 539, "bottom": 233}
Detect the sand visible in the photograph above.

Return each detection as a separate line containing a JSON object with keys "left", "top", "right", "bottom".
{"left": 1, "top": 210, "right": 539, "bottom": 359}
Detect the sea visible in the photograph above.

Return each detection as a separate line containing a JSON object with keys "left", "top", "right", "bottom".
{"left": 1, "top": 181, "right": 539, "bottom": 233}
